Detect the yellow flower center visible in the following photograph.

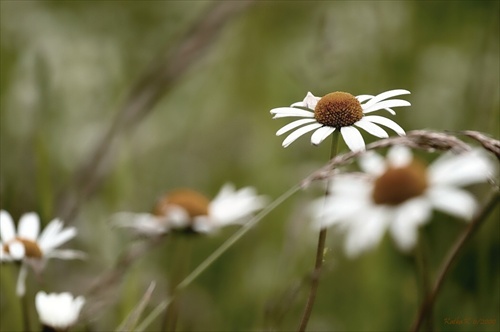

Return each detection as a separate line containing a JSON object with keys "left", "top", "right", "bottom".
{"left": 153, "top": 189, "right": 210, "bottom": 219}
{"left": 372, "top": 160, "right": 428, "bottom": 206}
{"left": 314, "top": 92, "right": 364, "bottom": 128}
{"left": 3, "top": 237, "right": 43, "bottom": 258}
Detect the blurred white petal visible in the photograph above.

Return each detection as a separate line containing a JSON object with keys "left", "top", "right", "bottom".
{"left": 0, "top": 210, "right": 16, "bottom": 242}
{"left": 428, "top": 187, "right": 477, "bottom": 220}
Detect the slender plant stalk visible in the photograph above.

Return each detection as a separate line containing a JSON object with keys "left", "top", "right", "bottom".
{"left": 20, "top": 293, "right": 31, "bottom": 332}
{"left": 414, "top": 236, "right": 433, "bottom": 331}
{"left": 298, "top": 132, "right": 340, "bottom": 332}
{"left": 410, "top": 190, "right": 499, "bottom": 332}
{"left": 161, "top": 237, "right": 193, "bottom": 332}
{"left": 176, "top": 184, "right": 301, "bottom": 291}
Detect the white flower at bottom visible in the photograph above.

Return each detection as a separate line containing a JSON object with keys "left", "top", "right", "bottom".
{"left": 0, "top": 211, "right": 85, "bottom": 296}
{"left": 113, "top": 183, "right": 268, "bottom": 235}
{"left": 270, "top": 89, "right": 411, "bottom": 151}
{"left": 311, "top": 146, "right": 496, "bottom": 257}
{"left": 36, "top": 291, "right": 85, "bottom": 330}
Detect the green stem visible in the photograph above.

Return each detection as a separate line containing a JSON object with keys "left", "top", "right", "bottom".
{"left": 298, "top": 132, "right": 340, "bottom": 332}
{"left": 21, "top": 293, "right": 31, "bottom": 332}
{"left": 414, "top": 235, "right": 433, "bottom": 331}
{"left": 410, "top": 190, "right": 499, "bottom": 332}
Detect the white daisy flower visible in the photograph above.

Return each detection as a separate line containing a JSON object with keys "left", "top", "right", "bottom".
{"left": 36, "top": 291, "right": 85, "bottom": 330}
{"left": 311, "top": 147, "right": 496, "bottom": 257}
{"left": 0, "top": 211, "right": 85, "bottom": 296}
{"left": 113, "top": 183, "right": 268, "bottom": 235}
{"left": 270, "top": 89, "right": 411, "bottom": 151}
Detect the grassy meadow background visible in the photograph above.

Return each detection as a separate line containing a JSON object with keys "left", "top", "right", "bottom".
{"left": 0, "top": 1, "right": 499, "bottom": 331}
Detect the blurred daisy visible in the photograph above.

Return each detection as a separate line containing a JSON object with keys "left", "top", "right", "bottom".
{"left": 311, "top": 147, "right": 496, "bottom": 257}
{"left": 270, "top": 89, "right": 411, "bottom": 151}
{"left": 0, "top": 211, "right": 85, "bottom": 296}
{"left": 113, "top": 183, "right": 268, "bottom": 235}
{"left": 36, "top": 291, "right": 85, "bottom": 331}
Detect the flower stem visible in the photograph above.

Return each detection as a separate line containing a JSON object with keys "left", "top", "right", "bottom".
{"left": 298, "top": 132, "right": 340, "bottom": 332}
{"left": 410, "top": 189, "right": 499, "bottom": 332}
{"left": 21, "top": 293, "right": 31, "bottom": 332}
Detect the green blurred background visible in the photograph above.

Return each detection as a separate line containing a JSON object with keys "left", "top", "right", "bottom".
{"left": 1, "top": 1, "right": 498, "bottom": 331}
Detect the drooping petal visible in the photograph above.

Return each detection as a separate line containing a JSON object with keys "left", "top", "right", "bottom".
{"left": 363, "top": 115, "right": 406, "bottom": 136}
{"left": 428, "top": 149, "right": 496, "bottom": 187}
{"left": 344, "top": 207, "right": 389, "bottom": 258}
{"left": 358, "top": 151, "right": 386, "bottom": 176}
{"left": 275, "top": 118, "right": 317, "bottom": 136}
{"left": 310, "top": 126, "right": 336, "bottom": 146}
{"left": 363, "top": 99, "right": 411, "bottom": 113}
{"left": 387, "top": 146, "right": 413, "bottom": 168}
{"left": 270, "top": 107, "right": 315, "bottom": 118}
{"left": 282, "top": 123, "right": 323, "bottom": 148}
{"left": 355, "top": 119, "right": 389, "bottom": 138}
{"left": 16, "top": 263, "right": 28, "bottom": 296}
{"left": 390, "top": 198, "right": 432, "bottom": 251}
{"left": 427, "top": 187, "right": 478, "bottom": 220}
{"left": 18, "top": 212, "right": 40, "bottom": 240}
{"left": 361, "top": 89, "right": 411, "bottom": 109}
{"left": 340, "top": 126, "right": 366, "bottom": 151}
{"left": 0, "top": 210, "right": 16, "bottom": 242}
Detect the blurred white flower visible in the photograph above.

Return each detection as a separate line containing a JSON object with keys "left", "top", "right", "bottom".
{"left": 311, "top": 146, "right": 496, "bottom": 257}
{"left": 113, "top": 183, "right": 268, "bottom": 235}
{"left": 0, "top": 211, "right": 85, "bottom": 296}
{"left": 36, "top": 291, "right": 85, "bottom": 330}
{"left": 270, "top": 89, "right": 411, "bottom": 151}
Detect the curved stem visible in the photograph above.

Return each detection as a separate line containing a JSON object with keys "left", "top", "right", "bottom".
{"left": 298, "top": 132, "right": 340, "bottom": 332}
{"left": 410, "top": 190, "right": 499, "bottom": 332}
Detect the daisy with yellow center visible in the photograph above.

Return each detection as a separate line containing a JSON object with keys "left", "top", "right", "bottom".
{"left": 113, "top": 183, "right": 268, "bottom": 235}
{"left": 270, "top": 89, "right": 411, "bottom": 151}
{"left": 310, "top": 146, "right": 496, "bottom": 257}
{"left": 36, "top": 291, "right": 85, "bottom": 331}
{"left": 0, "top": 211, "right": 85, "bottom": 296}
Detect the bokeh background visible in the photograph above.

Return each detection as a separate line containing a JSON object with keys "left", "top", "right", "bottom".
{"left": 1, "top": 1, "right": 499, "bottom": 331}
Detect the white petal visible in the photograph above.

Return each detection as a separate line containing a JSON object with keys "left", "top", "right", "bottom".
{"left": 355, "top": 94, "right": 374, "bottom": 103}
{"left": 165, "top": 205, "right": 191, "bottom": 229}
{"left": 282, "top": 123, "right": 323, "bottom": 148}
{"left": 344, "top": 208, "right": 388, "bottom": 258}
{"left": 192, "top": 215, "right": 214, "bottom": 233}
{"left": 270, "top": 107, "right": 315, "bottom": 118}
{"left": 358, "top": 151, "right": 386, "bottom": 176}
{"left": 340, "top": 126, "right": 366, "bottom": 152}
{"left": 46, "top": 249, "right": 87, "bottom": 260}
{"left": 428, "top": 187, "right": 478, "bottom": 220}
{"left": 275, "top": 118, "right": 317, "bottom": 136}
{"left": 363, "top": 99, "right": 411, "bottom": 113}
{"left": 390, "top": 198, "right": 432, "bottom": 251}
{"left": 209, "top": 185, "right": 267, "bottom": 227}
{"left": 16, "top": 264, "right": 28, "bottom": 296}
{"left": 363, "top": 115, "right": 406, "bottom": 136}
{"left": 9, "top": 241, "right": 26, "bottom": 260}
{"left": 18, "top": 212, "right": 40, "bottom": 240}
{"left": 429, "top": 149, "right": 496, "bottom": 187}
{"left": 291, "top": 91, "right": 320, "bottom": 109}
{"left": 312, "top": 195, "right": 367, "bottom": 229}
{"left": 361, "top": 89, "right": 411, "bottom": 109}
{"left": 311, "top": 126, "right": 336, "bottom": 146}
{"left": 0, "top": 210, "right": 16, "bottom": 242}
{"left": 111, "top": 212, "right": 168, "bottom": 235}
{"left": 38, "top": 220, "right": 76, "bottom": 252}
{"left": 355, "top": 119, "right": 389, "bottom": 138}
{"left": 387, "top": 146, "right": 413, "bottom": 168}
{"left": 37, "top": 219, "right": 63, "bottom": 248}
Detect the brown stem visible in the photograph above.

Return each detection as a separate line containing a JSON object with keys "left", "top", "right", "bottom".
{"left": 410, "top": 190, "right": 499, "bottom": 332}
